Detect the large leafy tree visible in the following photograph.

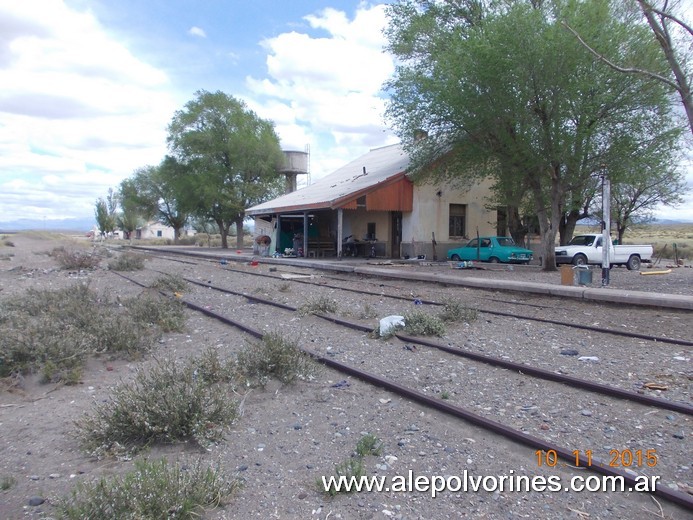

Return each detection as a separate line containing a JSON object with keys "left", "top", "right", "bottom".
{"left": 566, "top": 0, "right": 692, "bottom": 135}
{"left": 384, "top": 0, "right": 682, "bottom": 270}
{"left": 121, "top": 157, "right": 191, "bottom": 243}
{"left": 167, "top": 90, "right": 284, "bottom": 249}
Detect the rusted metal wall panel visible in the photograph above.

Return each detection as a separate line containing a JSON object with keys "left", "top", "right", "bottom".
{"left": 365, "top": 178, "right": 413, "bottom": 211}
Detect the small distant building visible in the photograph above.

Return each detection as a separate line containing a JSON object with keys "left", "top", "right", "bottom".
{"left": 246, "top": 143, "right": 498, "bottom": 259}
{"left": 133, "top": 221, "right": 196, "bottom": 240}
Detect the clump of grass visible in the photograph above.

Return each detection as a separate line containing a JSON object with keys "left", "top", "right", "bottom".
{"left": 357, "top": 303, "right": 377, "bottom": 320}
{"left": 57, "top": 457, "right": 239, "bottom": 519}
{"left": 150, "top": 274, "right": 188, "bottom": 294}
{"left": 277, "top": 282, "right": 291, "bottom": 293}
{"left": 0, "top": 284, "right": 161, "bottom": 384}
{"left": 235, "top": 332, "right": 318, "bottom": 388}
{"left": 298, "top": 296, "right": 338, "bottom": 315}
{"left": 402, "top": 310, "right": 446, "bottom": 337}
{"left": 321, "top": 458, "right": 366, "bottom": 497}
{"left": 75, "top": 357, "right": 238, "bottom": 458}
{"left": 440, "top": 391, "right": 451, "bottom": 400}
{"left": 438, "top": 299, "right": 478, "bottom": 323}
{"left": 51, "top": 246, "right": 101, "bottom": 270}
{"left": 108, "top": 252, "right": 145, "bottom": 271}
{"left": 3, "top": 240, "right": 15, "bottom": 247}
{"left": 124, "top": 292, "right": 186, "bottom": 333}
{"left": 355, "top": 433, "right": 383, "bottom": 457}
{"left": 319, "top": 433, "right": 383, "bottom": 496}
{"left": 191, "top": 347, "right": 236, "bottom": 385}
{"left": 1, "top": 475, "right": 16, "bottom": 490}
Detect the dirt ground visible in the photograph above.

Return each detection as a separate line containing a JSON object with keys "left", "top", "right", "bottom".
{"left": 0, "top": 232, "right": 691, "bottom": 520}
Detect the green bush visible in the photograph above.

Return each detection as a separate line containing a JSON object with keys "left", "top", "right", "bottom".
{"left": 402, "top": 310, "right": 446, "bottom": 337}
{"left": 321, "top": 458, "right": 366, "bottom": 496}
{"left": 108, "top": 252, "right": 145, "bottom": 271}
{"left": 1, "top": 475, "right": 16, "bottom": 490}
{"left": 57, "top": 457, "right": 239, "bottom": 519}
{"left": 298, "top": 296, "right": 338, "bottom": 316}
{"left": 355, "top": 433, "right": 383, "bottom": 457}
{"left": 75, "top": 357, "right": 238, "bottom": 458}
{"left": 151, "top": 274, "right": 188, "bottom": 294}
{"left": 124, "top": 292, "right": 186, "bottom": 333}
{"left": 235, "top": 332, "right": 318, "bottom": 388}
{"left": 438, "top": 300, "right": 477, "bottom": 323}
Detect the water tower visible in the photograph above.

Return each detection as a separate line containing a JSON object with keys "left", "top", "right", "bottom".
{"left": 279, "top": 149, "right": 309, "bottom": 194}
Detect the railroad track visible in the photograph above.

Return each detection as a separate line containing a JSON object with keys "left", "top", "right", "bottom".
{"left": 130, "top": 246, "right": 693, "bottom": 347}
{"left": 110, "top": 256, "right": 693, "bottom": 512}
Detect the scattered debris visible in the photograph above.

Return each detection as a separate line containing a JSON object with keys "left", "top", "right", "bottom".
{"left": 643, "top": 383, "right": 668, "bottom": 391}
{"left": 640, "top": 269, "right": 671, "bottom": 276}
{"left": 280, "top": 273, "right": 314, "bottom": 279}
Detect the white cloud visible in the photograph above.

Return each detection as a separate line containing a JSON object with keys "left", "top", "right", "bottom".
{"left": 188, "top": 26, "right": 207, "bottom": 38}
{"left": 246, "top": 3, "right": 397, "bottom": 181}
{"left": 0, "top": 0, "right": 177, "bottom": 222}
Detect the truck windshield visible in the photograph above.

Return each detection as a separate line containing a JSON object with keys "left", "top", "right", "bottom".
{"left": 568, "top": 235, "right": 594, "bottom": 246}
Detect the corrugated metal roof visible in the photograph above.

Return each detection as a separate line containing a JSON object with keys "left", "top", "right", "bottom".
{"left": 246, "top": 143, "right": 409, "bottom": 215}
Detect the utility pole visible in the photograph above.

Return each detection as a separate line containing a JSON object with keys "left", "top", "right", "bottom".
{"left": 601, "top": 175, "right": 611, "bottom": 286}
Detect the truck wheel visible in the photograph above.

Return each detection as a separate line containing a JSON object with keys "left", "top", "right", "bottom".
{"left": 572, "top": 254, "right": 587, "bottom": 266}
{"left": 451, "top": 254, "right": 461, "bottom": 261}
{"left": 626, "top": 255, "right": 641, "bottom": 271}
{"left": 489, "top": 257, "right": 500, "bottom": 263}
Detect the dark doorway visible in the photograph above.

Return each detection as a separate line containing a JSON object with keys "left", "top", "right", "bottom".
{"left": 391, "top": 211, "right": 402, "bottom": 258}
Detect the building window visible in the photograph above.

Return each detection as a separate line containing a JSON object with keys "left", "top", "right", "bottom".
{"left": 157, "top": 230, "right": 162, "bottom": 237}
{"left": 449, "top": 204, "right": 466, "bottom": 238}
{"left": 367, "top": 222, "right": 376, "bottom": 241}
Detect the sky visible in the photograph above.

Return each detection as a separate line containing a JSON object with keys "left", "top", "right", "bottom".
{"left": 0, "top": 0, "right": 691, "bottom": 226}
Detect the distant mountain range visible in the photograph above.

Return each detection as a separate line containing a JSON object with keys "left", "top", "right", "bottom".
{"left": 0, "top": 217, "right": 95, "bottom": 233}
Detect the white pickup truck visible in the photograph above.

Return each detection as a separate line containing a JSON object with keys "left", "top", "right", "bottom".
{"left": 555, "top": 233, "right": 653, "bottom": 271}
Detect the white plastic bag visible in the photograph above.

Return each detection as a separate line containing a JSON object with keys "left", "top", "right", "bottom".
{"left": 379, "top": 315, "right": 405, "bottom": 336}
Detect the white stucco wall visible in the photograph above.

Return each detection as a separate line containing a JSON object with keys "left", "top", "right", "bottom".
{"left": 403, "top": 179, "right": 496, "bottom": 243}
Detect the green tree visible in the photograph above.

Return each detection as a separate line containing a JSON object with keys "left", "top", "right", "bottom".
{"left": 167, "top": 90, "right": 284, "bottom": 249}
{"left": 600, "top": 128, "right": 685, "bottom": 243}
{"left": 384, "top": 0, "right": 682, "bottom": 270}
{"left": 94, "top": 188, "right": 119, "bottom": 237}
{"left": 121, "top": 157, "right": 191, "bottom": 243}
{"left": 566, "top": 0, "right": 692, "bottom": 135}
{"left": 116, "top": 203, "right": 142, "bottom": 241}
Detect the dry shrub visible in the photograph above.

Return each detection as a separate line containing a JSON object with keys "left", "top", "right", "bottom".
{"left": 298, "top": 296, "right": 338, "bottom": 315}
{"left": 51, "top": 246, "right": 101, "bottom": 270}
{"left": 124, "top": 292, "right": 186, "bottom": 333}
{"left": 402, "top": 310, "right": 446, "bottom": 337}
{"left": 0, "top": 284, "right": 170, "bottom": 384}
{"left": 75, "top": 356, "right": 238, "bottom": 458}
{"left": 57, "top": 457, "right": 239, "bottom": 519}
{"left": 438, "top": 299, "right": 478, "bottom": 323}
{"left": 108, "top": 252, "right": 145, "bottom": 271}
{"left": 235, "top": 332, "right": 318, "bottom": 388}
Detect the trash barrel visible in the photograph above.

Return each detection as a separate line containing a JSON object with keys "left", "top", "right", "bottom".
{"left": 560, "top": 265, "right": 574, "bottom": 286}
{"left": 576, "top": 265, "right": 592, "bottom": 285}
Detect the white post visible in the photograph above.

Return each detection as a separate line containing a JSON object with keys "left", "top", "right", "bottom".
{"left": 601, "top": 176, "right": 611, "bottom": 286}
{"left": 337, "top": 208, "right": 343, "bottom": 258}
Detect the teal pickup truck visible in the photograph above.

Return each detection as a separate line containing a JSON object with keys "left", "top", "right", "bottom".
{"left": 447, "top": 236, "right": 533, "bottom": 264}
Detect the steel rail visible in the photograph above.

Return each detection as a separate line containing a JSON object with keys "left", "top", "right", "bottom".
{"left": 152, "top": 270, "right": 693, "bottom": 416}
{"left": 135, "top": 247, "right": 692, "bottom": 348}
{"left": 111, "top": 270, "right": 693, "bottom": 512}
